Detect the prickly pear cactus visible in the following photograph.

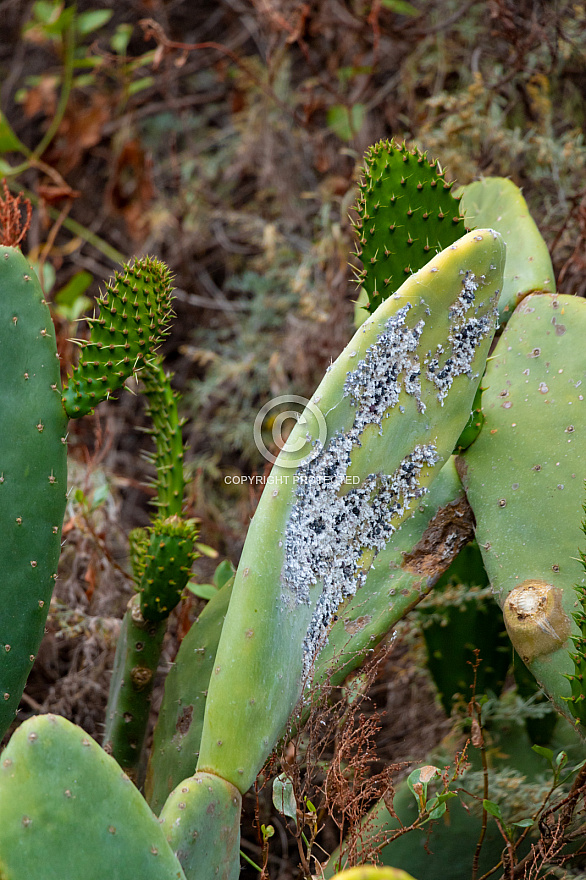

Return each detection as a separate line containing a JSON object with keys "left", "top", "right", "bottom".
{"left": 459, "top": 177, "right": 555, "bottom": 323}
{"left": 147, "top": 461, "right": 471, "bottom": 809}
{"left": 460, "top": 294, "right": 586, "bottom": 726}
{"left": 353, "top": 139, "right": 466, "bottom": 313}
{"left": 0, "top": 714, "right": 186, "bottom": 879}
{"left": 62, "top": 257, "right": 174, "bottom": 418}
{"left": 196, "top": 229, "right": 505, "bottom": 793}
{"left": 159, "top": 771, "right": 241, "bottom": 880}
{"left": 102, "top": 594, "right": 166, "bottom": 782}
{"left": 0, "top": 245, "right": 68, "bottom": 740}
{"left": 141, "top": 357, "right": 185, "bottom": 517}
{"left": 139, "top": 516, "right": 198, "bottom": 622}
{"left": 145, "top": 578, "right": 233, "bottom": 814}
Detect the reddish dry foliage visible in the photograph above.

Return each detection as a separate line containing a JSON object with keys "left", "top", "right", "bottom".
{"left": 0, "top": 180, "right": 32, "bottom": 247}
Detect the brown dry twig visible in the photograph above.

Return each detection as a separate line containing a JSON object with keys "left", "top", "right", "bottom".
{"left": 0, "top": 180, "right": 32, "bottom": 247}
{"left": 138, "top": 18, "right": 302, "bottom": 126}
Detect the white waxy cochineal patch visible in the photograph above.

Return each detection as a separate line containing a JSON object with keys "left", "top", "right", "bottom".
{"left": 282, "top": 266, "right": 495, "bottom": 677}
{"left": 425, "top": 271, "right": 496, "bottom": 404}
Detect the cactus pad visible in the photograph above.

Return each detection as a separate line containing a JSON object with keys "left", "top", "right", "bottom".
{"left": 159, "top": 771, "right": 241, "bottom": 880}
{"left": 103, "top": 595, "right": 166, "bottom": 782}
{"left": 145, "top": 578, "right": 233, "bottom": 814}
{"left": 139, "top": 516, "right": 198, "bottom": 623}
{"left": 353, "top": 139, "right": 466, "bottom": 313}
{"left": 0, "top": 246, "right": 68, "bottom": 740}
{"left": 312, "top": 457, "right": 473, "bottom": 692}
{"left": 0, "top": 714, "right": 186, "bottom": 879}
{"left": 141, "top": 357, "right": 185, "bottom": 517}
{"left": 459, "top": 177, "right": 554, "bottom": 323}
{"left": 62, "top": 256, "right": 174, "bottom": 418}
{"left": 197, "top": 230, "right": 504, "bottom": 793}
{"left": 460, "top": 294, "right": 586, "bottom": 725}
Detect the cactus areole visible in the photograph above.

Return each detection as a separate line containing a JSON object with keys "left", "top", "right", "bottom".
{"left": 0, "top": 246, "right": 68, "bottom": 739}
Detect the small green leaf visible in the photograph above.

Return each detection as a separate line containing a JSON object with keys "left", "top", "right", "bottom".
{"left": 186, "top": 582, "right": 217, "bottom": 600}
{"left": 556, "top": 751, "right": 568, "bottom": 771}
{"left": 483, "top": 799, "right": 503, "bottom": 821}
{"left": 380, "top": 0, "right": 420, "bottom": 14}
{"left": 407, "top": 765, "right": 441, "bottom": 812}
{"left": 128, "top": 76, "right": 155, "bottom": 96}
{"left": 261, "top": 824, "right": 274, "bottom": 841}
{"left": 0, "top": 112, "right": 26, "bottom": 154}
{"left": 427, "top": 800, "right": 447, "bottom": 820}
{"left": 111, "top": 23, "right": 133, "bottom": 55}
{"left": 326, "top": 104, "right": 366, "bottom": 141}
{"left": 273, "top": 774, "right": 297, "bottom": 825}
{"left": 305, "top": 797, "right": 316, "bottom": 813}
{"left": 90, "top": 483, "right": 110, "bottom": 510}
{"left": 213, "top": 558, "right": 235, "bottom": 589}
{"left": 54, "top": 271, "right": 93, "bottom": 321}
{"left": 77, "top": 9, "right": 113, "bottom": 36}
{"left": 512, "top": 818, "right": 534, "bottom": 828}
{"left": 31, "top": 0, "right": 63, "bottom": 26}
{"left": 195, "top": 542, "right": 218, "bottom": 559}
{"left": 532, "top": 744, "right": 554, "bottom": 763}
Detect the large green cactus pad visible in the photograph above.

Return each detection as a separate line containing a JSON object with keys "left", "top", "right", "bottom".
{"left": 460, "top": 294, "right": 586, "bottom": 726}
{"left": 354, "top": 139, "right": 466, "bottom": 313}
{"left": 0, "top": 715, "right": 186, "bottom": 879}
{"left": 148, "top": 463, "right": 469, "bottom": 809}
{"left": 459, "top": 178, "right": 554, "bottom": 323}
{"left": 197, "top": 230, "right": 505, "bottom": 793}
{"left": 0, "top": 246, "right": 68, "bottom": 740}
{"left": 62, "top": 256, "right": 174, "bottom": 418}
{"left": 159, "top": 771, "right": 241, "bottom": 880}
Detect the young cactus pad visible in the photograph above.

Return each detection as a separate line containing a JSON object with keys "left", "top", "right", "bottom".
{"left": 460, "top": 294, "right": 586, "bottom": 725}
{"left": 196, "top": 229, "right": 505, "bottom": 793}
{"left": 61, "top": 257, "right": 175, "bottom": 418}
{"left": 354, "top": 139, "right": 466, "bottom": 313}
{"left": 139, "top": 516, "right": 199, "bottom": 622}
{"left": 140, "top": 356, "right": 185, "bottom": 517}
{"left": 159, "top": 771, "right": 241, "bottom": 880}
{"left": 0, "top": 715, "right": 186, "bottom": 879}
{"left": 459, "top": 177, "right": 554, "bottom": 323}
{"left": 0, "top": 246, "right": 68, "bottom": 740}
